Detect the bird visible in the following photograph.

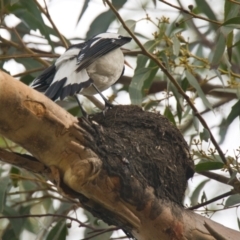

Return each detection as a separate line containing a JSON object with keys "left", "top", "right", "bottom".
{"left": 31, "top": 32, "right": 132, "bottom": 114}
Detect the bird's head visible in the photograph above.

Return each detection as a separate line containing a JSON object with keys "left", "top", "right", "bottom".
{"left": 93, "top": 32, "right": 132, "bottom": 46}
{"left": 93, "top": 32, "right": 132, "bottom": 68}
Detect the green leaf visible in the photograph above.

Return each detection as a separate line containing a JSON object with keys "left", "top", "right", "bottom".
{"left": 185, "top": 70, "right": 212, "bottom": 110}
{"left": 10, "top": 167, "right": 20, "bottom": 187}
{"left": 129, "top": 68, "right": 151, "bottom": 105}
{"left": 9, "top": 1, "right": 54, "bottom": 49}
{"left": 87, "top": 11, "right": 115, "bottom": 38}
{"left": 118, "top": 20, "right": 136, "bottom": 36}
{"left": 209, "top": 32, "right": 226, "bottom": 69}
{"left": 19, "top": 205, "right": 35, "bottom": 233}
{"left": 2, "top": 228, "right": 18, "bottom": 240}
{"left": 213, "top": 69, "right": 224, "bottom": 86}
{"left": 83, "top": 211, "right": 112, "bottom": 240}
{"left": 3, "top": 206, "right": 23, "bottom": 236}
{"left": 176, "top": 101, "right": 182, "bottom": 123}
{"left": 172, "top": 34, "right": 180, "bottom": 56}
{"left": 46, "top": 220, "right": 68, "bottom": 240}
{"left": 193, "top": 115, "right": 199, "bottom": 132}
{"left": 170, "top": 83, "right": 183, "bottom": 123}
{"left": 201, "top": 191, "right": 207, "bottom": 203}
{"left": 218, "top": 118, "right": 228, "bottom": 144}
{"left": 190, "top": 179, "right": 210, "bottom": 206}
{"left": 200, "top": 128, "right": 210, "bottom": 142}
{"left": 136, "top": 54, "right": 149, "bottom": 69}
{"left": 164, "top": 106, "right": 176, "bottom": 125}
{"left": 223, "top": 17, "right": 240, "bottom": 29}
{"left": 238, "top": 217, "right": 240, "bottom": 231}
{"left": 210, "top": 87, "right": 239, "bottom": 94}
{"left": 195, "top": 0, "right": 217, "bottom": 21}
{"left": 144, "top": 39, "right": 158, "bottom": 52}
{"left": 225, "top": 194, "right": 240, "bottom": 208}
{"left": 195, "top": 162, "right": 224, "bottom": 172}
{"left": 181, "top": 77, "right": 189, "bottom": 92}
{"left": 227, "top": 99, "right": 240, "bottom": 124}
{"left": 227, "top": 170, "right": 237, "bottom": 184}
{"left": 225, "top": 0, "right": 240, "bottom": 21}
{"left": 0, "top": 177, "right": 9, "bottom": 213}
{"left": 76, "top": 0, "right": 90, "bottom": 25}
{"left": 142, "top": 60, "right": 158, "bottom": 92}
{"left": 86, "top": 0, "right": 127, "bottom": 38}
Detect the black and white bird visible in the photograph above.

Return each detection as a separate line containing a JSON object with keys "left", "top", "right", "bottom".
{"left": 31, "top": 32, "right": 132, "bottom": 113}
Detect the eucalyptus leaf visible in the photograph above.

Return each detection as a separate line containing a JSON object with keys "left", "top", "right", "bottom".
{"left": 129, "top": 68, "right": 150, "bottom": 105}
{"left": 225, "top": 194, "right": 240, "bottom": 208}
{"left": 227, "top": 99, "right": 240, "bottom": 124}
{"left": 195, "top": 0, "right": 217, "bottom": 21}
{"left": 225, "top": 0, "right": 240, "bottom": 20}
{"left": 195, "top": 162, "right": 224, "bottom": 172}
{"left": 209, "top": 32, "right": 225, "bottom": 69}
{"left": 0, "top": 177, "right": 9, "bottom": 213}
{"left": 87, "top": 11, "right": 115, "bottom": 38}
{"left": 201, "top": 191, "right": 207, "bottom": 203}
{"left": 185, "top": 70, "right": 212, "bottom": 110}
{"left": 3, "top": 206, "right": 23, "bottom": 237}
{"left": 118, "top": 20, "right": 136, "bottom": 36}
{"left": 172, "top": 34, "right": 180, "bottom": 56}
{"left": 210, "top": 88, "right": 238, "bottom": 94}
{"left": 46, "top": 220, "right": 68, "bottom": 240}
{"left": 200, "top": 128, "right": 210, "bottom": 142}
{"left": 76, "top": 0, "right": 90, "bottom": 25}
{"left": 164, "top": 106, "right": 176, "bottom": 125}
{"left": 86, "top": 0, "right": 127, "bottom": 38}
{"left": 193, "top": 115, "right": 199, "bottom": 132}
{"left": 223, "top": 17, "right": 240, "bottom": 28}
{"left": 190, "top": 179, "right": 210, "bottom": 206}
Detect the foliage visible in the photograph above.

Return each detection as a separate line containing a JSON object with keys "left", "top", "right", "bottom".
{"left": 1, "top": 0, "right": 240, "bottom": 238}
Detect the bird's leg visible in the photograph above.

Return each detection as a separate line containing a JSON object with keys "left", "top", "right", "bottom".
{"left": 74, "top": 94, "right": 89, "bottom": 121}
{"left": 91, "top": 83, "right": 113, "bottom": 109}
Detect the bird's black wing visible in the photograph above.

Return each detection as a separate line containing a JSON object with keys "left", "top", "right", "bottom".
{"left": 31, "top": 43, "right": 85, "bottom": 100}
{"left": 31, "top": 64, "right": 56, "bottom": 92}
{"left": 76, "top": 37, "right": 131, "bottom": 72}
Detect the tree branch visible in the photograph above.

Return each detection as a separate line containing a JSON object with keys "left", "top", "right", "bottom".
{"left": 0, "top": 71, "right": 239, "bottom": 239}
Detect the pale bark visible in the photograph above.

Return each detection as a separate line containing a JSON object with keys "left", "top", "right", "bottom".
{"left": 0, "top": 70, "right": 239, "bottom": 240}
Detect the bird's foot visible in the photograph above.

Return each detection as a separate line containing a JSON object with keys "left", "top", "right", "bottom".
{"left": 103, "top": 101, "right": 113, "bottom": 116}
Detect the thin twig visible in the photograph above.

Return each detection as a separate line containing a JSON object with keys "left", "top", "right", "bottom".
{"left": 7, "top": 188, "right": 57, "bottom": 195}
{"left": 12, "top": 67, "right": 46, "bottom": 77}
{"left": 82, "top": 227, "right": 120, "bottom": 240}
{"left": 159, "top": 0, "right": 221, "bottom": 25}
{"left": 105, "top": 0, "right": 232, "bottom": 176}
{"left": 228, "top": 0, "right": 240, "bottom": 5}
{"left": 34, "top": 0, "right": 68, "bottom": 49}
{"left": 0, "top": 213, "right": 95, "bottom": 230}
{"left": 0, "top": 53, "right": 59, "bottom": 61}
{"left": 199, "top": 171, "right": 231, "bottom": 185}
{"left": 188, "top": 190, "right": 234, "bottom": 210}
{"left": 12, "top": 28, "right": 50, "bottom": 67}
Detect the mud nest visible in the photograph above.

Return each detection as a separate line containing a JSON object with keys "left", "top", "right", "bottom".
{"left": 86, "top": 105, "right": 194, "bottom": 207}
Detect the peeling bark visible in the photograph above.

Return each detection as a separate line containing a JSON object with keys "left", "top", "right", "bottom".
{"left": 0, "top": 70, "right": 239, "bottom": 240}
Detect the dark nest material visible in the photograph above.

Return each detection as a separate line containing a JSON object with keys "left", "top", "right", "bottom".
{"left": 87, "top": 105, "right": 194, "bottom": 208}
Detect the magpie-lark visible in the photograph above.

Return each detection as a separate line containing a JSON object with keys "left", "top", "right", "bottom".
{"left": 31, "top": 32, "right": 132, "bottom": 113}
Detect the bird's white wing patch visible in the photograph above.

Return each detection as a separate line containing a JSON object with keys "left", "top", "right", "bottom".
{"left": 55, "top": 47, "right": 80, "bottom": 67}
{"left": 46, "top": 56, "right": 91, "bottom": 100}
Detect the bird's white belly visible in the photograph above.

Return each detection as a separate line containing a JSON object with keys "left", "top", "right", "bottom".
{"left": 82, "top": 48, "right": 124, "bottom": 95}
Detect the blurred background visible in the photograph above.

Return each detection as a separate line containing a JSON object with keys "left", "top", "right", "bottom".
{"left": 1, "top": 0, "right": 240, "bottom": 239}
